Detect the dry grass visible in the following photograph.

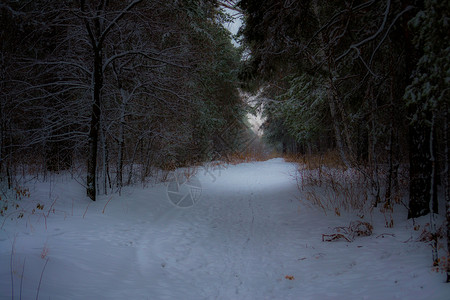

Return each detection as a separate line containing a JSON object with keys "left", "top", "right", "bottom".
{"left": 228, "top": 150, "right": 280, "bottom": 165}
{"left": 292, "top": 150, "right": 408, "bottom": 224}
{"left": 298, "top": 165, "right": 370, "bottom": 215}
{"left": 284, "top": 150, "right": 346, "bottom": 170}
{"left": 290, "top": 151, "right": 370, "bottom": 217}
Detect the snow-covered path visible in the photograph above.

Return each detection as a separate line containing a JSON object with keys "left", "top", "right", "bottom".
{"left": 1, "top": 158, "right": 449, "bottom": 299}
{"left": 136, "top": 159, "right": 302, "bottom": 299}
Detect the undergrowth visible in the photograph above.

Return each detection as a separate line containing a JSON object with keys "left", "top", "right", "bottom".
{"left": 228, "top": 150, "right": 279, "bottom": 165}
{"left": 288, "top": 151, "right": 408, "bottom": 225}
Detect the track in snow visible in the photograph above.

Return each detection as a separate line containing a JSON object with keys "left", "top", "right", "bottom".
{"left": 137, "top": 158, "right": 302, "bottom": 299}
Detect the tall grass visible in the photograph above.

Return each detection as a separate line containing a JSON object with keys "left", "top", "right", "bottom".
{"left": 290, "top": 151, "right": 407, "bottom": 221}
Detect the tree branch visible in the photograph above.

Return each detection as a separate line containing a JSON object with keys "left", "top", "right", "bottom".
{"left": 369, "top": 5, "right": 414, "bottom": 66}
{"left": 98, "top": 0, "right": 143, "bottom": 46}
{"left": 103, "top": 50, "right": 189, "bottom": 72}
{"left": 336, "top": 0, "right": 391, "bottom": 62}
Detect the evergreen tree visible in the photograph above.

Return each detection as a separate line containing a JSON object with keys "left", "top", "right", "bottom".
{"left": 238, "top": 0, "right": 447, "bottom": 218}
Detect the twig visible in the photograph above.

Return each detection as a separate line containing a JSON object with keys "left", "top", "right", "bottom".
{"left": 376, "top": 233, "right": 395, "bottom": 238}
{"left": 336, "top": 0, "right": 391, "bottom": 62}
{"left": 83, "top": 202, "right": 91, "bottom": 219}
{"left": 20, "top": 257, "right": 26, "bottom": 300}
{"left": 36, "top": 258, "right": 49, "bottom": 300}
{"left": 10, "top": 237, "right": 15, "bottom": 300}
{"left": 102, "top": 196, "right": 113, "bottom": 214}
{"left": 335, "top": 226, "right": 350, "bottom": 234}
{"left": 402, "top": 236, "right": 413, "bottom": 243}
{"left": 42, "top": 213, "right": 47, "bottom": 230}
{"left": 46, "top": 196, "right": 59, "bottom": 217}
{"left": 369, "top": 5, "right": 414, "bottom": 66}
{"left": 322, "top": 233, "right": 352, "bottom": 242}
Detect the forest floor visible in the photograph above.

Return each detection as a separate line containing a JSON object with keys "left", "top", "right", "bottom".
{"left": 1, "top": 158, "right": 449, "bottom": 299}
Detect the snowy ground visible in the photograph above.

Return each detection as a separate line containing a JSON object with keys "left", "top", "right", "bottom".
{"left": 1, "top": 158, "right": 449, "bottom": 299}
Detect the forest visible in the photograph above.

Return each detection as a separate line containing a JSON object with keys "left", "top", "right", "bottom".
{"left": 0, "top": 0, "right": 449, "bottom": 296}
{"left": 236, "top": 0, "right": 449, "bottom": 282}
{"left": 1, "top": 0, "right": 248, "bottom": 200}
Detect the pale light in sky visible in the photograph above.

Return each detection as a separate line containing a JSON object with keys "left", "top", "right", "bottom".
{"left": 223, "top": 7, "right": 243, "bottom": 46}
{"left": 223, "top": 6, "right": 264, "bottom": 136}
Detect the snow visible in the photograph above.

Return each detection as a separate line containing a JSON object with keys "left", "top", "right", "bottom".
{"left": 1, "top": 158, "right": 449, "bottom": 299}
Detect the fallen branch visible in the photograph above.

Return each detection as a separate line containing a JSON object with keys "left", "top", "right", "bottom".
{"left": 376, "top": 233, "right": 395, "bottom": 238}
{"left": 322, "top": 233, "right": 352, "bottom": 242}
{"left": 323, "top": 220, "right": 373, "bottom": 242}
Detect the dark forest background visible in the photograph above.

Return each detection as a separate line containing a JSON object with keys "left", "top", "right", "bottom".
{"left": 0, "top": 0, "right": 448, "bottom": 234}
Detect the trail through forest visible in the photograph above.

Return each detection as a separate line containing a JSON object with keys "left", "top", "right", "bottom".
{"left": 0, "top": 159, "right": 449, "bottom": 299}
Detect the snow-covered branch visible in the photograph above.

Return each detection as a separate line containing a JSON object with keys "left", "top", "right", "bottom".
{"left": 98, "top": 0, "right": 143, "bottom": 47}
{"left": 103, "top": 50, "right": 189, "bottom": 73}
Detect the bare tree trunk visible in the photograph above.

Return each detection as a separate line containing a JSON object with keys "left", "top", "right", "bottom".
{"left": 117, "top": 126, "right": 124, "bottom": 192}
{"left": 0, "top": 110, "right": 3, "bottom": 179}
{"left": 369, "top": 91, "right": 381, "bottom": 207}
{"left": 327, "top": 88, "right": 351, "bottom": 168}
{"left": 408, "top": 119, "right": 432, "bottom": 218}
{"left": 116, "top": 88, "right": 127, "bottom": 192}
{"left": 443, "top": 103, "right": 450, "bottom": 282}
{"left": 86, "top": 47, "right": 103, "bottom": 201}
{"left": 385, "top": 125, "right": 394, "bottom": 204}
{"left": 329, "top": 83, "right": 355, "bottom": 163}
{"left": 311, "top": 0, "right": 351, "bottom": 168}
{"left": 385, "top": 78, "right": 399, "bottom": 208}
{"left": 83, "top": 0, "right": 143, "bottom": 201}
{"left": 429, "top": 113, "right": 439, "bottom": 265}
{"left": 143, "top": 136, "right": 156, "bottom": 180}
{"left": 100, "top": 125, "right": 108, "bottom": 195}
{"left": 84, "top": 0, "right": 104, "bottom": 201}
{"left": 127, "top": 138, "right": 142, "bottom": 186}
